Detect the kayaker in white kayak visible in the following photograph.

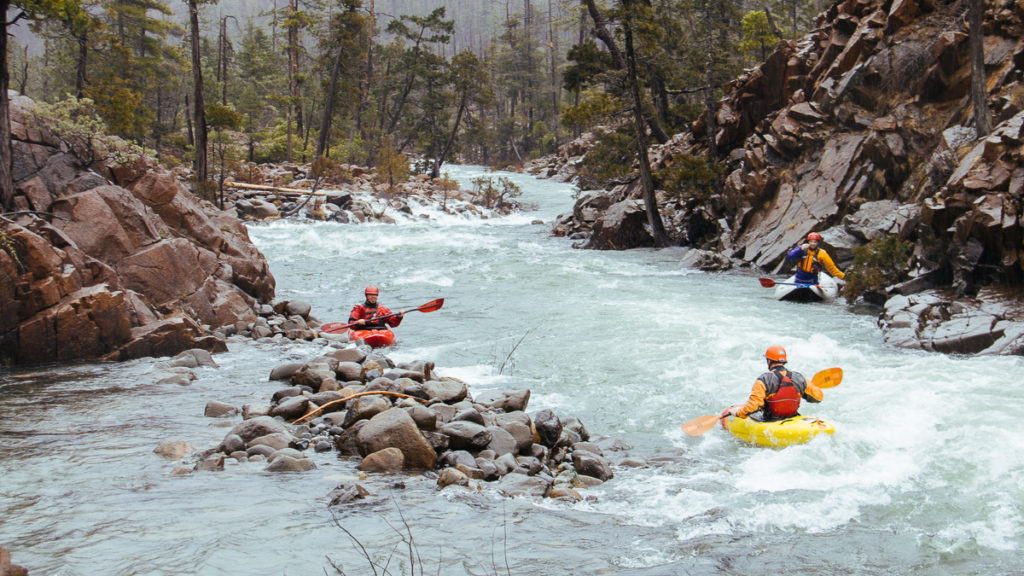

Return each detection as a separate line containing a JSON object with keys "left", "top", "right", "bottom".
{"left": 786, "top": 232, "right": 845, "bottom": 285}
{"left": 721, "top": 345, "right": 824, "bottom": 422}
{"left": 348, "top": 285, "right": 404, "bottom": 330}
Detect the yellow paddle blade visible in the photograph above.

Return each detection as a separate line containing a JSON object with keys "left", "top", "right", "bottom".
{"left": 681, "top": 414, "right": 721, "bottom": 436}
{"left": 812, "top": 367, "right": 843, "bottom": 389}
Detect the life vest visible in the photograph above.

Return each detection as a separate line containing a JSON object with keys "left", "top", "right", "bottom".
{"left": 797, "top": 249, "right": 822, "bottom": 275}
{"left": 350, "top": 303, "right": 386, "bottom": 329}
{"left": 764, "top": 366, "right": 801, "bottom": 420}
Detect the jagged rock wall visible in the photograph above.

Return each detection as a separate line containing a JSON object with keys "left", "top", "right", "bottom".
{"left": 1, "top": 93, "right": 276, "bottom": 365}
{"left": 551, "top": 0, "right": 1024, "bottom": 294}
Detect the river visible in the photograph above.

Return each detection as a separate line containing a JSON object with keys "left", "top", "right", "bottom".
{"left": 1, "top": 166, "right": 1022, "bottom": 575}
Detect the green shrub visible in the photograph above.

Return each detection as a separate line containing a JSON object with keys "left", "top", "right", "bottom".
{"left": 841, "top": 235, "right": 913, "bottom": 302}
{"left": 577, "top": 129, "right": 634, "bottom": 189}
{"left": 654, "top": 154, "right": 723, "bottom": 203}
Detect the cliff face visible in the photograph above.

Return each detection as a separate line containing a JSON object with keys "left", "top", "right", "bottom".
{"left": 551, "top": 0, "right": 1024, "bottom": 296}
{"left": 0, "top": 93, "right": 276, "bottom": 365}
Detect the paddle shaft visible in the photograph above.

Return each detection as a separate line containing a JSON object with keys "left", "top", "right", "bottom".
{"left": 325, "top": 298, "right": 444, "bottom": 332}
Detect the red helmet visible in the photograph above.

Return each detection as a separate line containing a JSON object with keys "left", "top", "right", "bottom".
{"left": 765, "top": 345, "right": 787, "bottom": 363}
{"left": 364, "top": 285, "right": 379, "bottom": 296}
{"left": 807, "top": 232, "right": 822, "bottom": 241}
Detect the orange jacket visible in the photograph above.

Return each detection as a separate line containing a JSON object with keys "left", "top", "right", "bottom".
{"left": 736, "top": 366, "right": 823, "bottom": 419}
{"left": 348, "top": 303, "right": 403, "bottom": 329}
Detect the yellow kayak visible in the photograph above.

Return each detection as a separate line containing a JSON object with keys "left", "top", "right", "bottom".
{"left": 721, "top": 415, "right": 834, "bottom": 447}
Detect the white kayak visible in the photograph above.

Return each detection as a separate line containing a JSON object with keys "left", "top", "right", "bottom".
{"left": 773, "top": 274, "right": 838, "bottom": 303}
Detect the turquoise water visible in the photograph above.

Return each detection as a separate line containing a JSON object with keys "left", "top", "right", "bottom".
{"left": 1, "top": 166, "right": 1021, "bottom": 575}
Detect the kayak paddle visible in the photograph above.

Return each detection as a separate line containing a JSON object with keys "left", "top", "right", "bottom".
{"left": 758, "top": 277, "right": 819, "bottom": 288}
{"left": 681, "top": 367, "right": 843, "bottom": 436}
{"left": 320, "top": 297, "right": 445, "bottom": 334}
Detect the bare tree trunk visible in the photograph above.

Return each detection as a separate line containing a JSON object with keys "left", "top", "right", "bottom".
{"left": 1, "top": 0, "right": 14, "bottom": 210}
{"left": 188, "top": 0, "right": 208, "bottom": 185}
{"left": 289, "top": 0, "right": 303, "bottom": 143}
{"left": 317, "top": 43, "right": 344, "bottom": 159}
{"left": 581, "top": 0, "right": 670, "bottom": 145}
{"left": 18, "top": 45, "right": 28, "bottom": 95}
{"left": 357, "top": 0, "right": 375, "bottom": 139}
{"left": 623, "top": 4, "right": 669, "bottom": 246}
{"left": 548, "top": 0, "right": 558, "bottom": 149}
{"left": 75, "top": 32, "right": 88, "bottom": 98}
{"left": 969, "top": 0, "right": 992, "bottom": 137}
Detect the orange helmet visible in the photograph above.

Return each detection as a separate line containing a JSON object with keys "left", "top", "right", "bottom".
{"left": 765, "top": 345, "right": 787, "bottom": 363}
{"left": 364, "top": 285, "right": 379, "bottom": 296}
{"left": 807, "top": 232, "right": 822, "bottom": 241}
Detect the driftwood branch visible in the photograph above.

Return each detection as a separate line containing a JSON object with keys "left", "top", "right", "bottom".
{"left": 293, "top": 390, "right": 428, "bottom": 424}
{"left": 223, "top": 180, "right": 331, "bottom": 197}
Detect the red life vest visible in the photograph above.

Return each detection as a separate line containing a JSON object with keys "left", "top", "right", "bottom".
{"left": 764, "top": 367, "right": 801, "bottom": 420}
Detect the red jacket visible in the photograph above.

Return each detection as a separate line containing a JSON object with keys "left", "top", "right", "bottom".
{"left": 348, "top": 303, "right": 403, "bottom": 329}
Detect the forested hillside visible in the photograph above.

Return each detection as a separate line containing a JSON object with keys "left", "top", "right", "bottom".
{"left": 2, "top": 0, "right": 827, "bottom": 208}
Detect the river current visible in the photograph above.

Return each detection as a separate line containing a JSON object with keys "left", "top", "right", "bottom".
{"left": 1, "top": 166, "right": 1022, "bottom": 575}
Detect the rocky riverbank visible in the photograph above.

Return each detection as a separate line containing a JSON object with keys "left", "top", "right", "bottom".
{"left": 154, "top": 338, "right": 632, "bottom": 504}
{"left": 0, "top": 90, "right": 523, "bottom": 366}
{"left": 1, "top": 93, "right": 275, "bottom": 365}
{"left": 527, "top": 0, "right": 1024, "bottom": 356}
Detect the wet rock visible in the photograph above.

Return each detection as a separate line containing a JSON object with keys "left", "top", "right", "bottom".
{"left": 325, "top": 347, "right": 367, "bottom": 364}
{"left": 497, "top": 473, "right": 552, "bottom": 498}
{"left": 485, "top": 426, "right": 518, "bottom": 457}
{"left": 572, "top": 450, "right": 614, "bottom": 482}
{"left": 342, "top": 395, "right": 392, "bottom": 427}
{"left": 356, "top": 408, "right": 437, "bottom": 470}
{"left": 265, "top": 455, "right": 316, "bottom": 472}
{"left": 154, "top": 440, "right": 193, "bottom": 459}
{"left": 271, "top": 396, "right": 310, "bottom": 420}
{"left": 271, "top": 387, "right": 304, "bottom": 404}
{"left": 168, "top": 348, "right": 219, "bottom": 368}
{"left": 437, "top": 467, "right": 470, "bottom": 488}
{"left": 452, "top": 408, "right": 486, "bottom": 426}
{"left": 219, "top": 434, "right": 245, "bottom": 455}
{"left": 439, "top": 421, "right": 492, "bottom": 452}
{"left": 242, "top": 404, "right": 271, "bottom": 420}
{"left": 205, "top": 401, "right": 237, "bottom": 418}
{"left": 404, "top": 405, "right": 438, "bottom": 431}
{"left": 532, "top": 409, "right": 562, "bottom": 448}
{"left": 474, "top": 389, "right": 531, "bottom": 412}
{"left": 422, "top": 379, "right": 468, "bottom": 404}
{"left": 335, "top": 361, "right": 363, "bottom": 381}
{"left": 246, "top": 444, "right": 276, "bottom": 459}
{"left": 227, "top": 416, "right": 290, "bottom": 443}
{"left": 248, "top": 432, "right": 293, "bottom": 451}
{"left": 195, "top": 454, "right": 225, "bottom": 472}
{"left": 328, "top": 482, "right": 370, "bottom": 506}
{"left": 358, "top": 447, "right": 405, "bottom": 473}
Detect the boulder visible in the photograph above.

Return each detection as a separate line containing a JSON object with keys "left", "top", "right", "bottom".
{"left": 226, "top": 416, "right": 291, "bottom": 443}
{"left": 439, "top": 421, "right": 493, "bottom": 452}
{"left": 358, "top": 447, "right": 406, "bottom": 473}
{"left": 474, "top": 389, "right": 531, "bottom": 412}
{"left": 356, "top": 409, "right": 437, "bottom": 469}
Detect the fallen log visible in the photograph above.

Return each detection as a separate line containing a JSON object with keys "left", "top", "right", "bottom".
{"left": 223, "top": 181, "right": 327, "bottom": 197}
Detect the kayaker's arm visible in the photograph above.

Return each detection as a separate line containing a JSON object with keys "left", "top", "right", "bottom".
{"left": 817, "top": 249, "right": 846, "bottom": 280}
{"left": 786, "top": 245, "right": 806, "bottom": 261}
{"left": 729, "top": 380, "right": 767, "bottom": 418}
{"left": 803, "top": 382, "right": 823, "bottom": 403}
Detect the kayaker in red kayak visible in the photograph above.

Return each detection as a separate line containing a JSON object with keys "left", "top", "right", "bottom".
{"left": 349, "top": 285, "right": 404, "bottom": 330}
{"left": 786, "top": 232, "right": 845, "bottom": 285}
{"left": 721, "top": 345, "right": 823, "bottom": 422}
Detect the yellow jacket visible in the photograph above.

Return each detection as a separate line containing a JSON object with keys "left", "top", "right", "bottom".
{"left": 788, "top": 246, "right": 845, "bottom": 281}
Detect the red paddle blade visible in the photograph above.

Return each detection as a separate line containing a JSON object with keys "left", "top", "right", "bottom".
{"left": 416, "top": 298, "right": 444, "bottom": 313}
{"left": 320, "top": 322, "right": 351, "bottom": 334}
{"left": 681, "top": 414, "right": 721, "bottom": 436}
{"left": 812, "top": 367, "right": 843, "bottom": 389}
{"left": 758, "top": 278, "right": 776, "bottom": 288}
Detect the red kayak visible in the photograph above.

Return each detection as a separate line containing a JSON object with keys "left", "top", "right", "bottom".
{"left": 347, "top": 328, "right": 395, "bottom": 348}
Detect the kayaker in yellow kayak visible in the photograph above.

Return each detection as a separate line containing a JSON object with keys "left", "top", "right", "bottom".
{"left": 349, "top": 285, "right": 404, "bottom": 330}
{"left": 786, "top": 232, "right": 845, "bottom": 285}
{"left": 721, "top": 345, "right": 824, "bottom": 421}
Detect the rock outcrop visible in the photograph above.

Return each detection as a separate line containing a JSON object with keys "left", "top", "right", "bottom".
{"left": 1, "top": 93, "right": 276, "bottom": 364}
{"left": 544, "top": 0, "right": 1024, "bottom": 354}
